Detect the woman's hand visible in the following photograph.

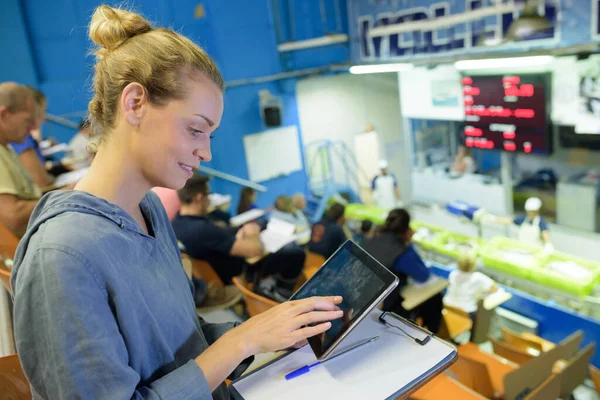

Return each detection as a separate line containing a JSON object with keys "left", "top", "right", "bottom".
{"left": 227, "top": 296, "right": 344, "bottom": 358}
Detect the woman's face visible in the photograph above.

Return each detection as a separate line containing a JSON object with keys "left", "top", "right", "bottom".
{"left": 132, "top": 75, "right": 224, "bottom": 190}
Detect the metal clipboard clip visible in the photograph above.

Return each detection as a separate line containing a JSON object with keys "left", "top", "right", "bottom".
{"left": 378, "top": 311, "right": 432, "bottom": 346}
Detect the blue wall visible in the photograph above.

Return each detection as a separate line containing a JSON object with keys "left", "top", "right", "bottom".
{"left": 0, "top": 0, "right": 38, "bottom": 86}
{"left": 6, "top": 0, "right": 349, "bottom": 210}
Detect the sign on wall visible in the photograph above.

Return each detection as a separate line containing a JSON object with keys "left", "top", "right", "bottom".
{"left": 348, "top": 0, "right": 595, "bottom": 63}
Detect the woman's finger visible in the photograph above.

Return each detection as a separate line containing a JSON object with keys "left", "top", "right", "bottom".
{"left": 292, "top": 321, "right": 333, "bottom": 341}
{"left": 287, "top": 296, "right": 343, "bottom": 315}
{"left": 293, "top": 310, "right": 343, "bottom": 329}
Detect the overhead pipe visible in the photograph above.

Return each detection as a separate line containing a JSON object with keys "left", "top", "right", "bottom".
{"left": 197, "top": 165, "right": 267, "bottom": 192}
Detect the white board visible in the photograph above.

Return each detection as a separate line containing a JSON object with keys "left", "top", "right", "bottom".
{"left": 243, "top": 126, "right": 303, "bottom": 183}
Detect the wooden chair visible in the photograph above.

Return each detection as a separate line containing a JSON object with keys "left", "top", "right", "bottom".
{"left": 182, "top": 254, "right": 224, "bottom": 287}
{"left": 504, "top": 341, "right": 564, "bottom": 400}
{"left": 557, "top": 330, "right": 584, "bottom": 361}
{"left": 0, "top": 268, "right": 10, "bottom": 294}
{"left": 519, "top": 332, "right": 556, "bottom": 352}
{"left": 0, "top": 220, "right": 20, "bottom": 258}
{"left": 181, "top": 258, "right": 192, "bottom": 280}
{"left": 293, "top": 251, "right": 325, "bottom": 291}
{"left": 437, "top": 308, "right": 473, "bottom": 342}
{"left": 232, "top": 276, "right": 279, "bottom": 317}
{"left": 453, "top": 342, "right": 518, "bottom": 399}
{"left": 590, "top": 365, "right": 600, "bottom": 394}
{"left": 409, "top": 373, "right": 487, "bottom": 399}
{"left": 0, "top": 354, "right": 31, "bottom": 399}
{"left": 448, "top": 354, "right": 496, "bottom": 399}
{"left": 0, "top": 220, "right": 20, "bottom": 294}
{"left": 557, "top": 343, "right": 596, "bottom": 399}
{"left": 500, "top": 327, "right": 543, "bottom": 356}
{"left": 490, "top": 337, "right": 536, "bottom": 365}
{"left": 522, "top": 374, "right": 561, "bottom": 400}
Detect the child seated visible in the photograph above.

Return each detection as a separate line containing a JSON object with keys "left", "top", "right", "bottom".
{"left": 443, "top": 252, "right": 497, "bottom": 318}
{"left": 357, "top": 219, "right": 375, "bottom": 244}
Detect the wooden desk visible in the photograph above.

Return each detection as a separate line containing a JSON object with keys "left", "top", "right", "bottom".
{"left": 483, "top": 289, "right": 512, "bottom": 311}
{"left": 400, "top": 277, "right": 449, "bottom": 311}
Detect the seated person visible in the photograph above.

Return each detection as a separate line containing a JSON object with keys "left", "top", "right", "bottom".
{"left": 10, "top": 87, "right": 55, "bottom": 188}
{"left": 452, "top": 145, "right": 476, "bottom": 175}
{"left": 361, "top": 209, "right": 443, "bottom": 334}
{"left": 237, "top": 186, "right": 257, "bottom": 215}
{"left": 308, "top": 203, "right": 348, "bottom": 259}
{"left": 65, "top": 118, "right": 94, "bottom": 169}
{"left": 0, "top": 83, "right": 41, "bottom": 237}
{"left": 357, "top": 219, "right": 375, "bottom": 244}
{"left": 172, "top": 175, "right": 304, "bottom": 301}
{"left": 292, "top": 192, "right": 310, "bottom": 228}
{"left": 443, "top": 252, "right": 497, "bottom": 319}
{"left": 270, "top": 195, "right": 297, "bottom": 224}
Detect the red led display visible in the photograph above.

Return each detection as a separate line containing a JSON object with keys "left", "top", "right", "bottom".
{"left": 462, "top": 74, "right": 551, "bottom": 155}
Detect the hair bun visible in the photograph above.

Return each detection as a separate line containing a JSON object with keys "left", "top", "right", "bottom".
{"left": 89, "top": 5, "right": 152, "bottom": 58}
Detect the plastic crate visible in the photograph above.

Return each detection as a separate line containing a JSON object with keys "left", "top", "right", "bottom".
{"left": 479, "top": 237, "right": 543, "bottom": 280}
{"left": 531, "top": 252, "right": 600, "bottom": 297}
{"left": 433, "top": 231, "right": 484, "bottom": 259}
{"left": 410, "top": 221, "right": 446, "bottom": 251}
{"left": 344, "top": 203, "right": 389, "bottom": 225}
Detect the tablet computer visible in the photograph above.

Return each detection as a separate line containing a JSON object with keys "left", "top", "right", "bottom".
{"left": 290, "top": 240, "right": 398, "bottom": 360}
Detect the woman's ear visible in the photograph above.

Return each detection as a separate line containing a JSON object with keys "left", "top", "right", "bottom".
{"left": 121, "top": 82, "right": 147, "bottom": 126}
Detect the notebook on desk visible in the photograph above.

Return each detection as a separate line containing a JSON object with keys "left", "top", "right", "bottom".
{"left": 259, "top": 218, "right": 297, "bottom": 253}
{"left": 230, "top": 309, "right": 457, "bottom": 400}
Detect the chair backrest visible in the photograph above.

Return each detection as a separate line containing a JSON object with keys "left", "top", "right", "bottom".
{"left": 590, "top": 365, "right": 600, "bottom": 394}
{"left": 557, "top": 330, "right": 584, "bottom": 361}
{"left": 490, "top": 337, "right": 535, "bottom": 365}
{"left": 443, "top": 304, "right": 471, "bottom": 319}
{"left": 501, "top": 326, "right": 543, "bottom": 356}
{"left": 558, "top": 343, "right": 596, "bottom": 399}
{"left": 0, "top": 354, "right": 31, "bottom": 399}
{"left": 448, "top": 354, "right": 495, "bottom": 399}
{"left": 0, "top": 220, "right": 20, "bottom": 259}
{"left": 183, "top": 254, "right": 224, "bottom": 287}
{"left": 181, "top": 258, "right": 192, "bottom": 280}
{"left": 305, "top": 251, "right": 325, "bottom": 269}
{"left": 0, "top": 268, "right": 11, "bottom": 294}
{"left": 232, "top": 276, "right": 279, "bottom": 317}
{"left": 437, "top": 309, "right": 473, "bottom": 341}
{"left": 504, "top": 339, "right": 564, "bottom": 400}
{"left": 523, "top": 373, "right": 562, "bottom": 400}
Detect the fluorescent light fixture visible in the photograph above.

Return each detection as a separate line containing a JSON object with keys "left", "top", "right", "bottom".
{"left": 349, "top": 63, "right": 413, "bottom": 74}
{"left": 455, "top": 56, "right": 553, "bottom": 70}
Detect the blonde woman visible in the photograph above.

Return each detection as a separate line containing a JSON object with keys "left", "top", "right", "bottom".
{"left": 11, "top": 6, "right": 342, "bottom": 399}
{"left": 443, "top": 251, "right": 498, "bottom": 319}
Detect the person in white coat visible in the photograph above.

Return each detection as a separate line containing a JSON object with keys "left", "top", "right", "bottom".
{"left": 371, "top": 160, "right": 401, "bottom": 209}
{"left": 478, "top": 197, "right": 554, "bottom": 252}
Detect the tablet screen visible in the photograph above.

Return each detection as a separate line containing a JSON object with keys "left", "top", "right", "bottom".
{"left": 291, "top": 241, "right": 397, "bottom": 359}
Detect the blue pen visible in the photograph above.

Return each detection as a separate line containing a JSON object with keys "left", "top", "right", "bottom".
{"left": 284, "top": 336, "right": 380, "bottom": 381}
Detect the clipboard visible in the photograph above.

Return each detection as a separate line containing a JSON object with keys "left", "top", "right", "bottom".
{"left": 230, "top": 309, "right": 457, "bottom": 400}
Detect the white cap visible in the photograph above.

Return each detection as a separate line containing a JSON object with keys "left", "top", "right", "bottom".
{"left": 378, "top": 160, "right": 388, "bottom": 169}
{"left": 524, "top": 197, "right": 542, "bottom": 211}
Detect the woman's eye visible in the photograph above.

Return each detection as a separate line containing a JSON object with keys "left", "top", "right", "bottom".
{"left": 189, "top": 128, "right": 202, "bottom": 138}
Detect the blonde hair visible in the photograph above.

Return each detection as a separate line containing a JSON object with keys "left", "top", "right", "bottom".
{"left": 457, "top": 251, "right": 477, "bottom": 273}
{"left": 87, "top": 5, "right": 224, "bottom": 152}
{"left": 275, "top": 196, "right": 294, "bottom": 213}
